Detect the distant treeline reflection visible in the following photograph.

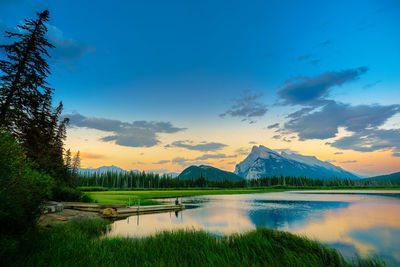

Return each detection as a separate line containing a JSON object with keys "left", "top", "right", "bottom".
{"left": 77, "top": 171, "right": 399, "bottom": 189}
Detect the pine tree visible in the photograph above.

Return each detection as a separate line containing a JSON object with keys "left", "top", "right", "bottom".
{"left": 71, "top": 151, "right": 81, "bottom": 186}
{"left": 0, "top": 10, "right": 71, "bottom": 184}
{"left": 0, "top": 10, "right": 54, "bottom": 130}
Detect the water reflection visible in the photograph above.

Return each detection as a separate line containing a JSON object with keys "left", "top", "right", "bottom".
{"left": 108, "top": 190, "right": 400, "bottom": 265}
{"left": 249, "top": 200, "right": 349, "bottom": 229}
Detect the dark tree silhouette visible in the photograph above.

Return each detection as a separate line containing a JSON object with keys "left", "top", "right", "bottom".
{"left": 71, "top": 151, "right": 81, "bottom": 186}
{"left": 0, "top": 10, "right": 71, "bottom": 185}
{"left": 0, "top": 10, "right": 54, "bottom": 129}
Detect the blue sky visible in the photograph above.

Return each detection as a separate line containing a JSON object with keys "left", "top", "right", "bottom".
{"left": 1, "top": 0, "right": 399, "bottom": 176}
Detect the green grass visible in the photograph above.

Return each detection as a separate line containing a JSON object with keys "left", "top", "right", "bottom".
{"left": 1, "top": 219, "right": 386, "bottom": 267}
{"left": 86, "top": 188, "right": 289, "bottom": 205}
{"left": 85, "top": 187, "right": 400, "bottom": 206}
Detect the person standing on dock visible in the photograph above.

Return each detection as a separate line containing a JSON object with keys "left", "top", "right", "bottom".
{"left": 175, "top": 197, "right": 179, "bottom": 205}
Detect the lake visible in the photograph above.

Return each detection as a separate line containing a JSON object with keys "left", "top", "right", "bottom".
{"left": 108, "top": 190, "right": 400, "bottom": 265}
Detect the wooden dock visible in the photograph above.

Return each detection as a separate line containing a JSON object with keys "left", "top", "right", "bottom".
{"left": 101, "top": 204, "right": 185, "bottom": 218}
{"left": 62, "top": 202, "right": 185, "bottom": 218}
{"left": 62, "top": 202, "right": 126, "bottom": 212}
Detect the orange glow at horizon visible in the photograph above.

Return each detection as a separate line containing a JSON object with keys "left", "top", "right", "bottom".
{"left": 64, "top": 125, "right": 400, "bottom": 176}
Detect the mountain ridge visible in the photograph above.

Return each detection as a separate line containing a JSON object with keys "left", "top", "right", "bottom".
{"left": 178, "top": 165, "right": 243, "bottom": 181}
{"left": 234, "top": 145, "right": 359, "bottom": 180}
{"left": 363, "top": 171, "right": 400, "bottom": 184}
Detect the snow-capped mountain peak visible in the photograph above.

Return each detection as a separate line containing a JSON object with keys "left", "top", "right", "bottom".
{"left": 234, "top": 145, "right": 359, "bottom": 180}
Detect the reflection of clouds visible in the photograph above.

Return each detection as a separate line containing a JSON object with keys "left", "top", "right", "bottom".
{"left": 108, "top": 205, "right": 255, "bottom": 238}
{"left": 293, "top": 200, "right": 400, "bottom": 256}
{"left": 349, "top": 227, "right": 400, "bottom": 264}
{"left": 107, "top": 191, "right": 400, "bottom": 263}
{"left": 109, "top": 192, "right": 356, "bottom": 238}
{"left": 201, "top": 207, "right": 253, "bottom": 233}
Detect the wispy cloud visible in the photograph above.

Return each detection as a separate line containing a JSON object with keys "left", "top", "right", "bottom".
{"left": 235, "top": 147, "right": 250, "bottom": 155}
{"left": 363, "top": 80, "right": 382, "bottom": 90}
{"left": 0, "top": 21, "right": 94, "bottom": 71}
{"left": 171, "top": 157, "right": 211, "bottom": 168}
{"left": 267, "top": 123, "right": 279, "bottom": 129}
{"left": 340, "top": 160, "right": 357, "bottom": 163}
{"left": 292, "top": 53, "right": 320, "bottom": 66}
{"left": 278, "top": 67, "right": 368, "bottom": 106}
{"left": 65, "top": 113, "right": 186, "bottom": 148}
{"left": 319, "top": 40, "right": 332, "bottom": 47}
{"left": 220, "top": 90, "right": 267, "bottom": 123}
{"left": 47, "top": 24, "right": 95, "bottom": 64}
{"left": 171, "top": 140, "right": 227, "bottom": 152}
{"left": 171, "top": 153, "right": 234, "bottom": 168}
{"left": 153, "top": 160, "right": 170, "bottom": 164}
{"left": 284, "top": 101, "right": 400, "bottom": 140}
{"left": 296, "top": 54, "right": 313, "bottom": 61}
{"left": 331, "top": 129, "right": 400, "bottom": 154}
{"left": 276, "top": 65, "right": 400, "bottom": 156}
{"left": 194, "top": 154, "right": 236, "bottom": 160}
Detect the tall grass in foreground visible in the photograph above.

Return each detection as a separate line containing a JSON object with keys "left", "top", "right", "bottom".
{"left": 1, "top": 219, "right": 387, "bottom": 267}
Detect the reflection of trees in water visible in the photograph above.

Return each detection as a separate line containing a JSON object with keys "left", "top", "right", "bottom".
{"left": 248, "top": 200, "right": 349, "bottom": 229}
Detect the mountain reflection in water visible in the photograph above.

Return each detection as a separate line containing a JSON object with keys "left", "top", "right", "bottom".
{"left": 108, "top": 191, "right": 400, "bottom": 265}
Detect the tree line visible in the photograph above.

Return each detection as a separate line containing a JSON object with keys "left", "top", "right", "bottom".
{"left": 77, "top": 171, "right": 398, "bottom": 189}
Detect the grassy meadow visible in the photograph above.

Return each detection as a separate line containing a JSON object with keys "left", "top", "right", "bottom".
{"left": 84, "top": 186, "right": 400, "bottom": 206}
{"left": 1, "top": 219, "right": 386, "bottom": 267}
{"left": 85, "top": 188, "right": 290, "bottom": 205}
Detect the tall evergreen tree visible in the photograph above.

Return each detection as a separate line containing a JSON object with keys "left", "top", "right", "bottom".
{"left": 0, "top": 10, "right": 71, "bottom": 184}
{"left": 71, "top": 151, "right": 81, "bottom": 186}
{"left": 0, "top": 10, "right": 54, "bottom": 130}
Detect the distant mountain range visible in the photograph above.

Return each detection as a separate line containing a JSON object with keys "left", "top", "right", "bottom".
{"left": 78, "top": 165, "right": 130, "bottom": 174}
{"left": 79, "top": 146, "right": 399, "bottom": 181}
{"left": 78, "top": 166, "right": 179, "bottom": 177}
{"left": 178, "top": 165, "right": 243, "bottom": 181}
{"left": 234, "top": 145, "right": 359, "bottom": 180}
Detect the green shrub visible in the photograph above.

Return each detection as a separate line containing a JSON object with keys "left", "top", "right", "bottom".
{"left": 52, "top": 185, "right": 94, "bottom": 202}
{"left": 52, "top": 185, "right": 82, "bottom": 201}
{"left": 0, "top": 131, "right": 54, "bottom": 237}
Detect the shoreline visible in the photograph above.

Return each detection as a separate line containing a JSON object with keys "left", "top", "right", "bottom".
{"left": 85, "top": 187, "right": 400, "bottom": 206}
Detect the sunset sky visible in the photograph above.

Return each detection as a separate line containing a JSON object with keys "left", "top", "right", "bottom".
{"left": 2, "top": 0, "right": 399, "bottom": 176}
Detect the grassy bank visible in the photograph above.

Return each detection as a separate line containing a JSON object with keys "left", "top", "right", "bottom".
{"left": 85, "top": 186, "right": 400, "bottom": 206}
{"left": 1, "top": 219, "right": 386, "bottom": 267}
{"left": 86, "top": 188, "right": 289, "bottom": 205}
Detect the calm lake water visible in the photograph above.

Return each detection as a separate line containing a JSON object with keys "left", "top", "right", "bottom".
{"left": 108, "top": 190, "right": 400, "bottom": 265}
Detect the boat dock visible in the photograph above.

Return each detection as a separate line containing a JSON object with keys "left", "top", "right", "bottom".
{"left": 101, "top": 204, "right": 185, "bottom": 218}
{"left": 63, "top": 202, "right": 126, "bottom": 212}
{"left": 61, "top": 202, "right": 185, "bottom": 218}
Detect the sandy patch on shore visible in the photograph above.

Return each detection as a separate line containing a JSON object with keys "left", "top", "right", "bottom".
{"left": 39, "top": 209, "right": 102, "bottom": 226}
